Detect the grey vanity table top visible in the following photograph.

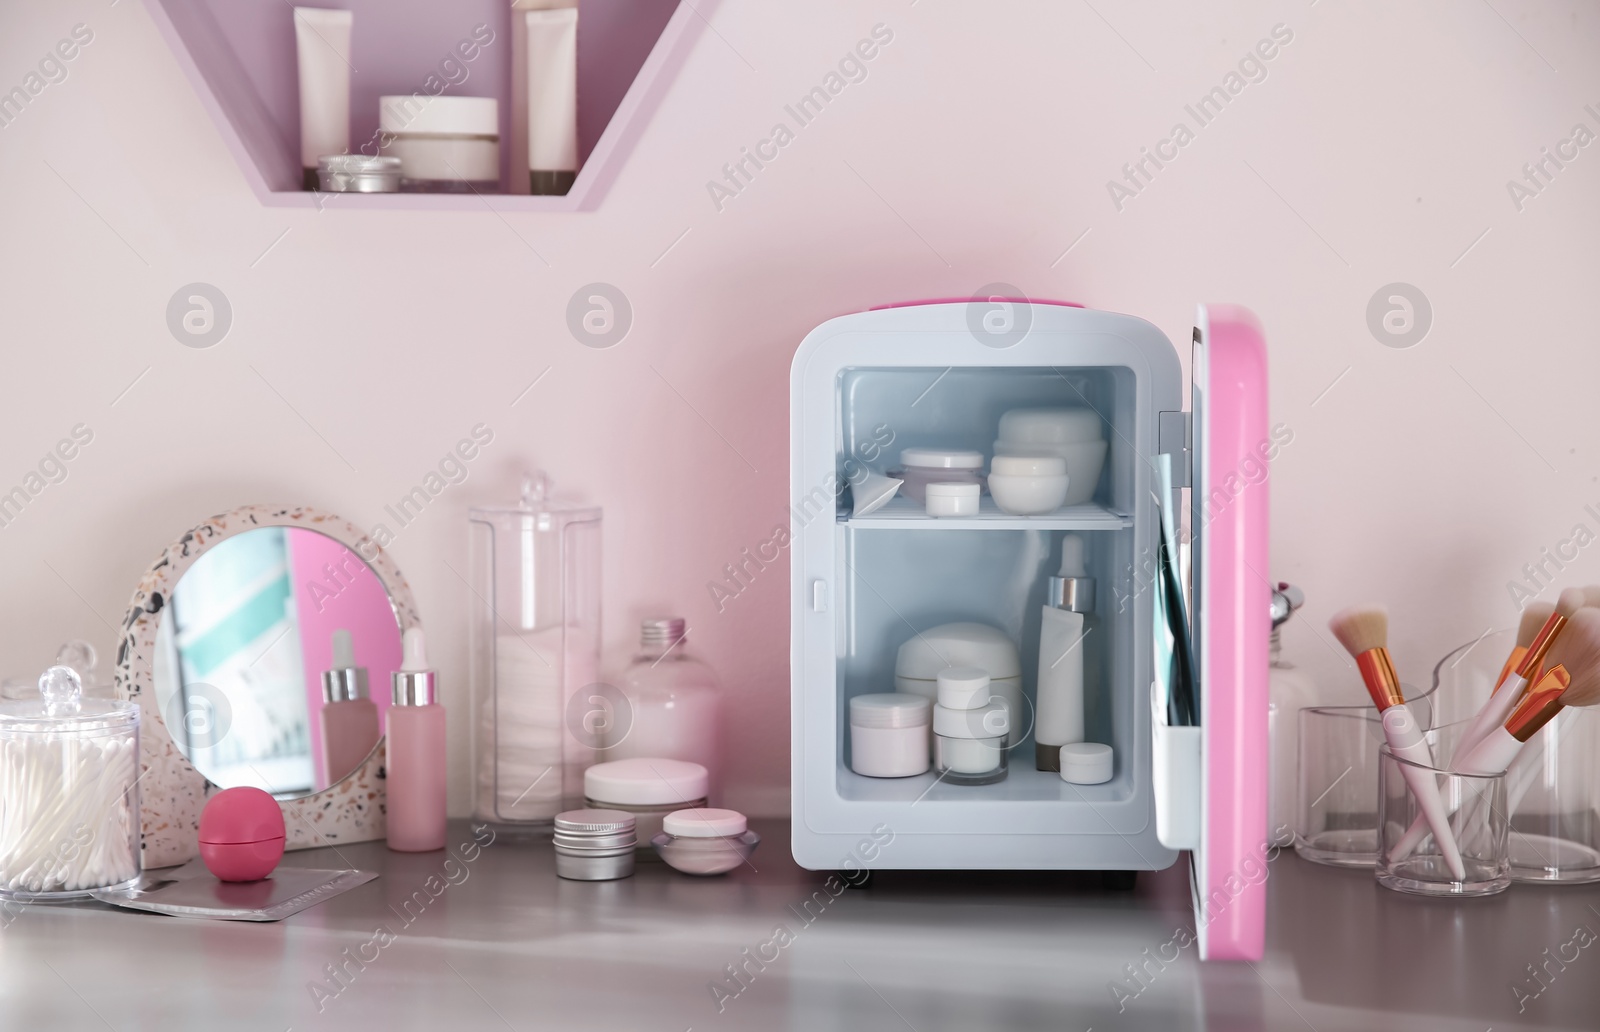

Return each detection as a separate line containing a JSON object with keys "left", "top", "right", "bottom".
{"left": 2, "top": 819, "right": 1595, "bottom": 1031}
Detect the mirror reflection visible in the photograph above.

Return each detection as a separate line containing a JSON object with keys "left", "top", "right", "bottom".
{"left": 153, "top": 527, "right": 402, "bottom": 799}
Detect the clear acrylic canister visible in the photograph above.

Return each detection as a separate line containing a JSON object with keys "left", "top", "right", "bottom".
{"left": 1434, "top": 628, "right": 1600, "bottom": 883}
{"left": 468, "top": 472, "right": 601, "bottom": 834}
{"left": 0, "top": 666, "right": 141, "bottom": 900}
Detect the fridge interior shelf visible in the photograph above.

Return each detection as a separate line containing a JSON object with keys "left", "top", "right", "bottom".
{"left": 840, "top": 496, "right": 1132, "bottom": 531}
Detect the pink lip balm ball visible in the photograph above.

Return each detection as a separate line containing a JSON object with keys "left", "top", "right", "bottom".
{"left": 198, "top": 787, "right": 286, "bottom": 882}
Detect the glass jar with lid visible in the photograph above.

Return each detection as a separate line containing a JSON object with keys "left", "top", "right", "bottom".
{"left": 0, "top": 666, "right": 141, "bottom": 900}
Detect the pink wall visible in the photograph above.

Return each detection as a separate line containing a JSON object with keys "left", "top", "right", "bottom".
{"left": 0, "top": 1, "right": 1597, "bottom": 818}
{"left": 288, "top": 530, "right": 403, "bottom": 789}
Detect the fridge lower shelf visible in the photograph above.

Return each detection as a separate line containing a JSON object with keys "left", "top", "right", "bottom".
{"left": 835, "top": 763, "right": 1129, "bottom": 805}
{"left": 839, "top": 496, "right": 1132, "bottom": 530}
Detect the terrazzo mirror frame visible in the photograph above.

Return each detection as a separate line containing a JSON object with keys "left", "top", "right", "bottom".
{"left": 115, "top": 504, "right": 420, "bottom": 869}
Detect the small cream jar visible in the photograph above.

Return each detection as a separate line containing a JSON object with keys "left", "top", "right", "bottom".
{"left": 849, "top": 694, "right": 931, "bottom": 778}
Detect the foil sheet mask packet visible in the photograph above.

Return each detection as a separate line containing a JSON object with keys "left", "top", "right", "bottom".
{"left": 91, "top": 859, "right": 376, "bottom": 921}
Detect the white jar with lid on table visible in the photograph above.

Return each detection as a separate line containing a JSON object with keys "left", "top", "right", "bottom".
{"left": 583, "top": 757, "right": 708, "bottom": 858}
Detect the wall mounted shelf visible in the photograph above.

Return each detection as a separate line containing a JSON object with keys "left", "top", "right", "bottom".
{"left": 144, "top": 0, "right": 699, "bottom": 210}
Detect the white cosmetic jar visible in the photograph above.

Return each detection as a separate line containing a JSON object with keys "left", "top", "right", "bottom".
{"left": 925, "top": 482, "right": 979, "bottom": 518}
{"left": 933, "top": 704, "right": 1010, "bottom": 785}
{"left": 894, "top": 623, "right": 1025, "bottom": 748}
{"left": 931, "top": 667, "right": 1009, "bottom": 785}
{"left": 996, "top": 407, "right": 1103, "bottom": 445}
{"left": 379, "top": 95, "right": 499, "bottom": 192}
{"left": 849, "top": 694, "right": 931, "bottom": 778}
{"left": 987, "top": 453, "right": 1071, "bottom": 515}
{"left": 994, "top": 406, "right": 1108, "bottom": 506}
{"left": 652, "top": 808, "right": 761, "bottom": 876}
{"left": 1060, "top": 743, "right": 1114, "bottom": 785}
{"left": 584, "top": 758, "right": 709, "bottom": 858}
{"left": 892, "top": 448, "right": 984, "bottom": 503}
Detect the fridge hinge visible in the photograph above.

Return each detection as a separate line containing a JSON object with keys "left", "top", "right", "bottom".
{"left": 1159, "top": 411, "right": 1190, "bottom": 489}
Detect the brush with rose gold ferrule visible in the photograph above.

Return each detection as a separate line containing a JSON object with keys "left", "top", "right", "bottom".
{"left": 1450, "top": 590, "right": 1581, "bottom": 769}
{"left": 1329, "top": 606, "right": 1465, "bottom": 882}
{"left": 1450, "top": 668, "right": 1570, "bottom": 777}
{"left": 1392, "top": 606, "right": 1600, "bottom": 864}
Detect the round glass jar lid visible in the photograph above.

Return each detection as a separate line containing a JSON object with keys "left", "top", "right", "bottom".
{"left": 0, "top": 666, "right": 137, "bottom": 736}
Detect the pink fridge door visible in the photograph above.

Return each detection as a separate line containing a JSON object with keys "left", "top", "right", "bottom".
{"left": 1190, "top": 304, "right": 1271, "bottom": 960}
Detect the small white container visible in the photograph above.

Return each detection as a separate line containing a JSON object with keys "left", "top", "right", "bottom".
{"left": 893, "top": 448, "right": 984, "bottom": 503}
{"left": 994, "top": 406, "right": 1108, "bottom": 506}
{"left": 652, "top": 808, "right": 761, "bottom": 876}
{"left": 895, "top": 623, "right": 1024, "bottom": 748}
{"left": 931, "top": 667, "right": 1009, "bottom": 785}
{"left": 926, "top": 482, "right": 979, "bottom": 518}
{"left": 987, "top": 453, "right": 1071, "bottom": 515}
{"left": 583, "top": 757, "right": 709, "bottom": 858}
{"left": 849, "top": 694, "right": 931, "bottom": 778}
{"left": 997, "top": 407, "right": 1103, "bottom": 445}
{"left": 1060, "top": 743, "right": 1114, "bottom": 785}
{"left": 379, "top": 95, "right": 500, "bottom": 193}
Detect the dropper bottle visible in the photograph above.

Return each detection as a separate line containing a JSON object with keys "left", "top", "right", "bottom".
{"left": 387, "top": 627, "right": 446, "bottom": 852}
{"left": 320, "top": 629, "right": 379, "bottom": 791}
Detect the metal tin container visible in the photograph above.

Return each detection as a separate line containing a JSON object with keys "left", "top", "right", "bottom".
{"left": 316, "top": 155, "right": 401, "bottom": 193}
{"left": 552, "top": 809, "right": 636, "bottom": 881}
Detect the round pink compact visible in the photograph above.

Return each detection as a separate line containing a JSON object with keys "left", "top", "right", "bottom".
{"left": 199, "top": 787, "right": 286, "bottom": 882}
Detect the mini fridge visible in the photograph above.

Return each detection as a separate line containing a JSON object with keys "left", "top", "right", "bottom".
{"left": 788, "top": 299, "right": 1270, "bottom": 960}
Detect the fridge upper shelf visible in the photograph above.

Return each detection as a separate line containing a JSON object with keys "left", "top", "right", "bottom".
{"left": 839, "top": 496, "right": 1132, "bottom": 531}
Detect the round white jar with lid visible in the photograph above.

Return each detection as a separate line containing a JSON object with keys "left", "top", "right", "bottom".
{"left": 987, "top": 453, "right": 1071, "bottom": 515}
{"left": 378, "top": 95, "right": 499, "bottom": 192}
{"left": 1059, "top": 743, "right": 1114, "bottom": 785}
{"left": 926, "top": 482, "right": 980, "bottom": 518}
{"left": 893, "top": 447, "right": 984, "bottom": 503}
{"left": 583, "top": 757, "right": 709, "bottom": 857}
{"left": 894, "top": 623, "right": 1025, "bottom": 748}
{"left": 849, "top": 694, "right": 931, "bottom": 778}
{"left": 932, "top": 667, "right": 1009, "bottom": 785}
{"left": 652, "top": 808, "right": 761, "bottom": 876}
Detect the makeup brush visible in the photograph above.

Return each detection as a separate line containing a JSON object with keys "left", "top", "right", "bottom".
{"left": 1454, "top": 588, "right": 1584, "bottom": 763}
{"left": 1329, "top": 605, "right": 1464, "bottom": 881}
{"left": 1391, "top": 591, "right": 1586, "bottom": 862}
{"left": 1496, "top": 602, "right": 1556, "bottom": 688}
{"left": 1454, "top": 608, "right": 1600, "bottom": 773}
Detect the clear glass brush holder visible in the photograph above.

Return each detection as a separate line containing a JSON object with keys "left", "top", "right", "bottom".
{"left": 1296, "top": 690, "right": 1433, "bottom": 868}
{"left": 1376, "top": 737, "right": 1510, "bottom": 897}
{"left": 468, "top": 473, "right": 602, "bottom": 835}
{"left": 1435, "top": 628, "right": 1600, "bottom": 883}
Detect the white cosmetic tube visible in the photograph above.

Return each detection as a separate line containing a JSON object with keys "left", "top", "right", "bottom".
{"left": 294, "top": 8, "right": 353, "bottom": 190}
{"left": 524, "top": 8, "right": 578, "bottom": 195}
{"left": 1036, "top": 606, "right": 1085, "bottom": 767}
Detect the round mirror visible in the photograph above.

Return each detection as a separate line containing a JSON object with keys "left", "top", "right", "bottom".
{"left": 150, "top": 526, "right": 402, "bottom": 799}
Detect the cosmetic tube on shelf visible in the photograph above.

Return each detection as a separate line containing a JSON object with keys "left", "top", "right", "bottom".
{"left": 388, "top": 628, "right": 447, "bottom": 852}
{"left": 524, "top": 7, "right": 579, "bottom": 194}
{"left": 1036, "top": 534, "right": 1093, "bottom": 772}
{"left": 293, "top": 8, "right": 353, "bottom": 191}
